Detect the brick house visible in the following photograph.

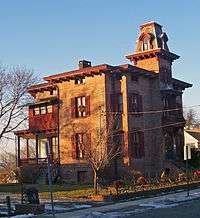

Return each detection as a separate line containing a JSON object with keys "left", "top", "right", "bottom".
{"left": 15, "top": 22, "right": 192, "bottom": 183}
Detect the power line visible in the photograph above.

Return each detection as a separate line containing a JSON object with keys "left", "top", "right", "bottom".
{"left": 111, "top": 121, "right": 185, "bottom": 137}
{"left": 101, "top": 104, "right": 200, "bottom": 115}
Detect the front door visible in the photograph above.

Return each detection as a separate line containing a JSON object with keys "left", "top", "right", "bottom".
{"left": 39, "top": 138, "right": 47, "bottom": 159}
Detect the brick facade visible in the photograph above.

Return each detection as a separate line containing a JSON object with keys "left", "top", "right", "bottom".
{"left": 15, "top": 22, "right": 192, "bottom": 183}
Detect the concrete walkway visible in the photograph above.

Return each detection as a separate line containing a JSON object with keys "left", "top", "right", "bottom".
{"left": 36, "top": 187, "right": 200, "bottom": 218}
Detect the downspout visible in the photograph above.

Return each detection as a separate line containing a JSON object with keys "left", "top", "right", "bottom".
{"left": 55, "top": 84, "right": 61, "bottom": 176}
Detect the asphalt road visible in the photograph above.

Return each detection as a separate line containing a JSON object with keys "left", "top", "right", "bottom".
{"left": 127, "top": 198, "right": 200, "bottom": 218}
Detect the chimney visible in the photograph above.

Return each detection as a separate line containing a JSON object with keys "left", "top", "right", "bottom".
{"left": 79, "top": 60, "right": 91, "bottom": 69}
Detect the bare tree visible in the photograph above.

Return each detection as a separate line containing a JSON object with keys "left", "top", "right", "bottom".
{"left": 0, "top": 149, "right": 16, "bottom": 172}
{"left": 0, "top": 64, "right": 37, "bottom": 142}
{"left": 185, "top": 109, "right": 200, "bottom": 129}
{"left": 0, "top": 149, "right": 16, "bottom": 183}
{"left": 79, "top": 112, "right": 122, "bottom": 194}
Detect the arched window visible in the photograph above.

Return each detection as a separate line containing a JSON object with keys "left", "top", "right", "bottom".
{"left": 143, "top": 38, "right": 149, "bottom": 51}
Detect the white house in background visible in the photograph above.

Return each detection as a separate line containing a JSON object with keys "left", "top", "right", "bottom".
{"left": 184, "top": 130, "right": 199, "bottom": 149}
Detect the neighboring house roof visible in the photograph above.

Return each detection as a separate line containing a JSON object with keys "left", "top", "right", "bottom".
{"left": 184, "top": 130, "right": 200, "bottom": 149}
{"left": 186, "top": 129, "right": 200, "bottom": 142}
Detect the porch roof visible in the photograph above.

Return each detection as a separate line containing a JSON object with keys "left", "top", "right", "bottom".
{"left": 14, "top": 129, "right": 57, "bottom": 138}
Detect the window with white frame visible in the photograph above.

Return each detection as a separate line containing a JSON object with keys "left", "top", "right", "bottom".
{"left": 47, "top": 105, "right": 53, "bottom": 113}
{"left": 76, "top": 96, "right": 86, "bottom": 117}
{"left": 34, "top": 107, "right": 40, "bottom": 115}
{"left": 40, "top": 106, "right": 46, "bottom": 115}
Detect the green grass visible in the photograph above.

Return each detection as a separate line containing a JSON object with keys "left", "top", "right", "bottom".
{"left": 0, "top": 183, "right": 114, "bottom": 199}
{"left": 0, "top": 183, "right": 91, "bottom": 192}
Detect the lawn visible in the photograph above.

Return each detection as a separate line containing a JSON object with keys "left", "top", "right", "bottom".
{"left": 0, "top": 183, "right": 111, "bottom": 199}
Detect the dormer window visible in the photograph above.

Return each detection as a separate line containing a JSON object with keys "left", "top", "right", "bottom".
{"left": 143, "top": 38, "right": 149, "bottom": 51}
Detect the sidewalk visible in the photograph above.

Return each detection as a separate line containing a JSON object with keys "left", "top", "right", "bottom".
{"left": 36, "top": 187, "right": 200, "bottom": 218}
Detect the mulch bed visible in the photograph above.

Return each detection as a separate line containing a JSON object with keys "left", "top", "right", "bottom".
{"left": 90, "top": 181, "right": 200, "bottom": 201}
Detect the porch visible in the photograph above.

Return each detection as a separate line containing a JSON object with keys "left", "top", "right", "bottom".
{"left": 15, "top": 129, "right": 59, "bottom": 167}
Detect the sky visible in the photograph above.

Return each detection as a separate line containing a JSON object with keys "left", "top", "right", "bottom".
{"left": 0, "top": 0, "right": 199, "bottom": 109}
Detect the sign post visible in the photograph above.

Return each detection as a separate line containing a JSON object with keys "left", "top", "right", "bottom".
{"left": 184, "top": 144, "right": 191, "bottom": 197}
{"left": 46, "top": 141, "right": 55, "bottom": 217}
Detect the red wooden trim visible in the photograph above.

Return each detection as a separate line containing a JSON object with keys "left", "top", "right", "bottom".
{"left": 43, "top": 64, "right": 111, "bottom": 81}
{"left": 86, "top": 96, "right": 90, "bottom": 116}
{"left": 71, "top": 135, "right": 76, "bottom": 159}
{"left": 71, "top": 97, "right": 76, "bottom": 118}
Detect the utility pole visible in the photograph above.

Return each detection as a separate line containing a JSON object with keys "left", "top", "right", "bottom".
{"left": 186, "top": 144, "right": 189, "bottom": 197}
{"left": 184, "top": 144, "right": 191, "bottom": 197}
{"left": 46, "top": 141, "right": 55, "bottom": 218}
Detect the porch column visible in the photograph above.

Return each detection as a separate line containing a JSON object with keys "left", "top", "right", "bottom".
{"left": 17, "top": 136, "right": 21, "bottom": 166}
{"left": 172, "top": 131, "right": 177, "bottom": 159}
{"left": 26, "top": 139, "right": 29, "bottom": 159}
{"left": 48, "top": 137, "right": 53, "bottom": 162}
{"left": 36, "top": 135, "right": 39, "bottom": 164}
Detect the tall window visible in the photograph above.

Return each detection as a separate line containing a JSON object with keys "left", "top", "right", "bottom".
{"left": 75, "top": 133, "right": 85, "bottom": 159}
{"left": 72, "top": 133, "right": 91, "bottom": 159}
{"left": 163, "top": 97, "right": 169, "bottom": 117}
{"left": 71, "top": 96, "right": 90, "bottom": 118}
{"left": 76, "top": 96, "right": 86, "bottom": 117}
{"left": 130, "top": 131, "right": 144, "bottom": 158}
{"left": 128, "top": 93, "right": 142, "bottom": 113}
{"left": 52, "top": 137, "right": 58, "bottom": 159}
{"left": 143, "top": 38, "right": 149, "bottom": 51}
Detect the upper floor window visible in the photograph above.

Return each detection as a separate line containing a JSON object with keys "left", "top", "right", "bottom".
{"left": 128, "top": 93, "right": 143, "bottom": 113}
{"left": 34, "top": 107, "right": 40, "bottom": 115}
{"left": 75, "top": 77, "right": 85, "bottom": 85}
{"left": 76, "top": 96, "right": 86, "bottom": 117}
{"left": 40, "top": 106, "right": 46, "bottom": 115}
{"left": 47, "top": 105, "right": 53, "bottom": 113}
{"left": 143, "top": 38, "right": 149, "bottom": 51}
{"left": 71, "top": 96, "right": 90, "bottom": 118}
{"left": 50, "top": 89, "right": 57, "bottom": 95}
{"left": 33, "top": 104, "right": 53, "bottom": 116}
{"left": 163, "top": 97, "right": 169, "bottom": 117}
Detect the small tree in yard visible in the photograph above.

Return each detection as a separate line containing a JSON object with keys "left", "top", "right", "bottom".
{"left": 82, "top": 113, "right": 122, "bottom": 194}
{"left": 0, "top": 64, "right": 37, "bottom": 142}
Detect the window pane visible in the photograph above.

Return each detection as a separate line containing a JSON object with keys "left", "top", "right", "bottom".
{"left": 82, "top": 96, "right": 86, "bottom": 106}
{"left": 34, "top": 107, "right": 40, "bottom": 115}
{"left": 40, "top": 106, "right": 46, "bottom": 114}
{"left": 47, "top": 105, "right": 53, "bottom": 113}
{"left": 52, "top": 137, "right": 58, "bottom": 146}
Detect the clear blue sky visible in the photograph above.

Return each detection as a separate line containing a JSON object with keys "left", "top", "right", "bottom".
{"left": 0, "top": 0, "right": 199, "bottom": 108}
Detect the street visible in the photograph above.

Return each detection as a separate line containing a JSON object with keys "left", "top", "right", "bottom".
{"left": 127, "top": 199, "right": 200, "bottom": 218}
{"left": 34, "top": 188, "right": 200, "bottom": 218}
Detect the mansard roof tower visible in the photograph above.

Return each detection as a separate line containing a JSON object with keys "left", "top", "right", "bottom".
{"left": 126, "top": 21, "right": 179, "bottom": 88}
